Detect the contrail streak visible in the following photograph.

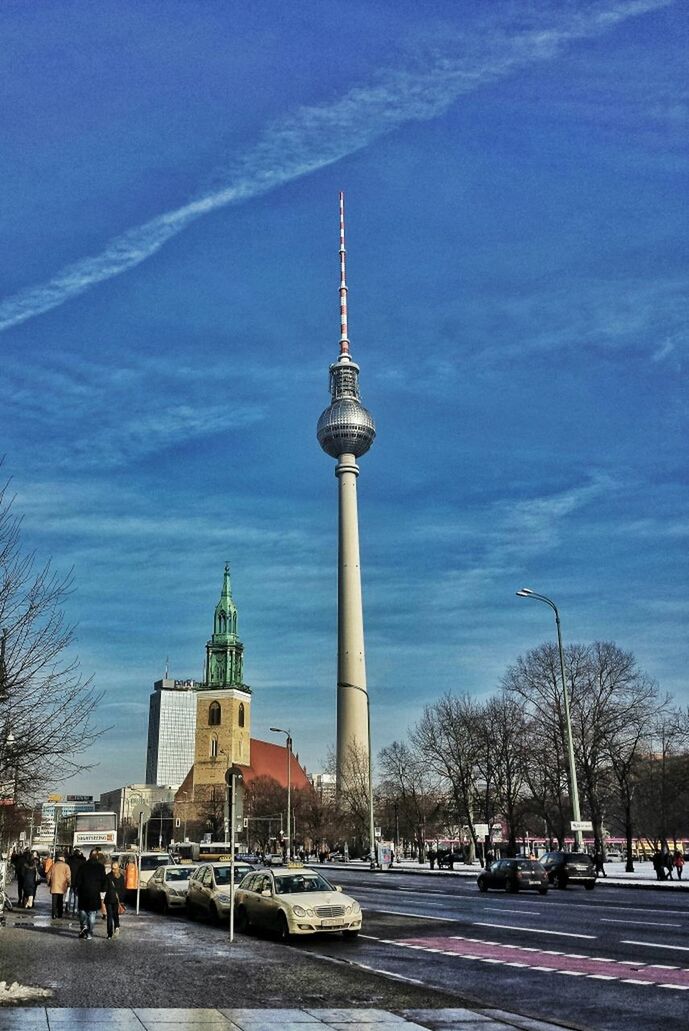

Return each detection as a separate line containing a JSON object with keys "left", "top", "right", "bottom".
{"left": 0, "top": 0, "right": 670, "bottom": 335}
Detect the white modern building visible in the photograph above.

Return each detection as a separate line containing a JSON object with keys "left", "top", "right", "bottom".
{"left": 145, "top": 678, "right": 201, "bottom": 786}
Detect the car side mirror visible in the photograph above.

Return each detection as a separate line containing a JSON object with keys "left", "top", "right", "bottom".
{"left": 335, "top": 885, "right": 342, "bottom": 892}
{"left": 261, "top": 888, "right": 272, "bottom": 897}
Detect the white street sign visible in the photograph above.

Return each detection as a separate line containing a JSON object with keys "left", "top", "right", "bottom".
{"left": 474, "top": 823, "right": 489, "bottom": 837}
{"left": 571, "top": 820, "right": 593, "bottom": 832}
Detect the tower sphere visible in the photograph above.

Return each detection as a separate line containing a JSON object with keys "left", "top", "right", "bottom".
{"left": 317, "top": 396, "right": 376, "bottom": 458}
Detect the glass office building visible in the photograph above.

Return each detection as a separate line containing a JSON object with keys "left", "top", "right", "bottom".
{"left": 145, "top": 679, "right": 201, "bottom": 786}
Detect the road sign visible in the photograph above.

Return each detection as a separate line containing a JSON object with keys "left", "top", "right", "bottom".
{"left": 474, "top": 823, "right": 489, "bottom": 837}
{"left": 571, "top": 820, "right": 593, "bottom": 832}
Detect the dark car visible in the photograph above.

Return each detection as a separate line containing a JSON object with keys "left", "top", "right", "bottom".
{"left": 477, "top": 858, "right": 549, "bottom": 894}
{"left": 437, "top": 850, "right": 463, "bottom": 869}
{"left": 540, "top": 851, "right": 596, "bottom": 890}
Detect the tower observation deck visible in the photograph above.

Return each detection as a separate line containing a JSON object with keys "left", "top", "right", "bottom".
{"left": 317, "top": 192, "right": 375, "bottom": 796}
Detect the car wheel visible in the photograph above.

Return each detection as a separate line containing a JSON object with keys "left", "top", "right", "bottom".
{"left": 506, "top": 879, "right": 519, "bottom": 893}
{"left": 585, "top": 881, "right": 595, "bottom": 890}
{"left": 538, "top": 886, "right": 548, "bottom": 896}
{"left": 557, "top": 873, "right": 568, "bottom": 890}
{"left": 185, "top": 898, "right": 196, "bottom": 920}
{"left": 343, "top": 929, "right": 359, "bottom": 939}
{"left": 277, "top": 913, "right": 291, "bottom": 943}
{"left": 210, "top": 902, "right": 222, "bottom": 925}
{"left": 478, "top": 877, "right": 488, "bottom": 893}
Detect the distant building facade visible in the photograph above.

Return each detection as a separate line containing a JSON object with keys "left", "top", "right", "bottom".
{"left": 145, "top": 678, "right": 202, "bottom": 786}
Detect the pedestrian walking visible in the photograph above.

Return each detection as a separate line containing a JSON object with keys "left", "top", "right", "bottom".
{"left": 594, "top": 851, "right": 607, "bottom": 878}
{"left": 47, "top": 853, "right": 71, "bottom": 919}
{"left": 13, "top": 850, "right": 27, "bottom": 906}
{"left": 673, "top": 851, "right": 684, "bottom": 880}
{"left": 652, "top": 850, "right": 666, "bottom": 880}
{"left": 104, "top": 861, "right": 125, "bottom": 940}
{"left": 428, "top": 847, "right": 437, "bottom": 870}
{"left": 664, "top": 850, "right": 674, "bottom": 880}
{"left": 21, "top": 853, "right": 39, "bottom": 909}
{"left": 74, "top": 848, "right": 107, "bottom": 939}
{"left": 66, "top": 849, "right": 85, "bottom": 914}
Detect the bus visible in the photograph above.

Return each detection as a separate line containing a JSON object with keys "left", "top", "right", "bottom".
{"left": 58, "top": 811, "right": 118, "bottom": 856}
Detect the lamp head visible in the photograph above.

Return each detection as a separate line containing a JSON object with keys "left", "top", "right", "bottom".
{"left": 5, "top": 731, "right": 15, "bottom": 745}
{"left": 516, "top": 588, "right": 534, "bottom": 597}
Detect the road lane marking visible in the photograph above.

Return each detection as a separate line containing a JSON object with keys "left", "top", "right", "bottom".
{"left": 474, "top": 922, "right": 596, "bottom": 939}
{"left": 484, "top": 907, "right": 541, "bottom": 916}
{"left": 622, "top": 940, "right": 689, "bottom": 952}
{"left": 603, "top": 918, "right": 681, "bottom": 927}
{"left": 364, "top": 908, "right": 457, "bottom": 921}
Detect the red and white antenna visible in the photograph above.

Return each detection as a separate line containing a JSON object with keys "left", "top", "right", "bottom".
{"left": 338, "top": 191, "right": 350, "bottom": 357}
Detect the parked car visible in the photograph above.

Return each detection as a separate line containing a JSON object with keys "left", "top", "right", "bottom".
{"left": 234, "top": 865, "right": 362, "bottom": 941}
{"left": 604, "top": 849, "right": 622, "bottom": 862}
{"left": 477, "top": 858, "right": 549, "bottom": 895}
{"left": 147, "top": 863, "right": 198, "bottom": 912}
{"left": 185, "top": 862, "right": 253, "bottom": 922}
{"left": 117, "top": 851, "right": 173, "bottom": 890}
{"left": 540, "top": 851, "right": 596, "bottom": 889}
{"left": 437, "top": 850, "right": 463, "bottom": 869}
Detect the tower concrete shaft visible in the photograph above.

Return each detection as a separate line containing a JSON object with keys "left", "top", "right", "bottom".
{"left": 316, "top": 192, "right": 376, "bottom": 792}
{"left": 336, "top": 453, "right": 369, "bottom": 783}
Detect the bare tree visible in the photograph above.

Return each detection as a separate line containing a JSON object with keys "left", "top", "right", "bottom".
{"left": 378, "top": 740, "right": 443, "bottom": 862}
{"left": 504, "top": 640, "right": 662, "bottom": 853}
{"left": 411, "top": 693, "right": 484, "bottom": 862}
{"left": 0, "top": 481, "right": 103, "bottom": 806}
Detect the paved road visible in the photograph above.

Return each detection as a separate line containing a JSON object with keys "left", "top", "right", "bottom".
{"left": 2, "top": 871, "right": 688, "bottom": 1029}
{"left": 295, "top": 868, "right": 689, "bottom": 1031}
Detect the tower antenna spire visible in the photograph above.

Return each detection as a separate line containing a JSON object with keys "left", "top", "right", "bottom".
{"left": 338, "top": 191, "right": 350, "bottom": 357}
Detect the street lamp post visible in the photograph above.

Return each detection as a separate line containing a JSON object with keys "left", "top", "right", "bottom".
{"left": 270, "top": 728, "right": 292, "bottom": 859}
{"left": 225, "top": 764, "right": 244, "bottom": 943}
{"left": 516, "top": 588, "right": 584, "bottom": 850}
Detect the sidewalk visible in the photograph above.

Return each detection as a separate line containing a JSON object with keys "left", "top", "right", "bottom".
{"left": 330, "top": 859, "right": 689, "bottom": 890}
{"left": 0, "top": 1007, "right": 578, "bottom": 1031}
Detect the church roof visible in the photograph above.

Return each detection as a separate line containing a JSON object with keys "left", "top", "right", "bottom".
{"left": 241, "top": 738, "right": 310, "bottom": 790}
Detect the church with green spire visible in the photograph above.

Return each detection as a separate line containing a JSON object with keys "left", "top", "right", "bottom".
{"left": 203, "top": 563, "right": 251, "bottom": 693}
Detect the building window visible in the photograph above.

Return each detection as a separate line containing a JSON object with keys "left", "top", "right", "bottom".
{"left": 209, "top": 701, "right": 221, "bottom": 726}
{"left": 210, "top": 735, "right": 218, "bottom": 759}
{"left": 238, "top": 703, "right": 245, "bottom": 728}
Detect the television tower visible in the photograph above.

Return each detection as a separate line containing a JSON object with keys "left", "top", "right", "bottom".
{"left": 317, "top": 192, "right": 376, "bottom": 789}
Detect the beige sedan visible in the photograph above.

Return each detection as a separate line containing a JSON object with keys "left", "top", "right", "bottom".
{"left": 234, "top": 865, "right": 362, "bottom": 940}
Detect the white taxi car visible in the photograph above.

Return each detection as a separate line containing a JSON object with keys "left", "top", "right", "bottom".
{"left": 185, "top": 861, "right": 253, "bottom": 922}
{"left": 234, "top": 864, "right": 362, "bottom": 941}
{"left": 147, "top": 863, "right": 198, "bottom": 912}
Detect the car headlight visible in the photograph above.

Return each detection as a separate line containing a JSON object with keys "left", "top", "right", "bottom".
{"left": 216, "top": 894, "right": 233, "bottom": 904}
{"left": 293, "top": 905, "right": 315, "bottom": 917}
{"left": 350, "top": 901, "right": 360, "bottom": 914}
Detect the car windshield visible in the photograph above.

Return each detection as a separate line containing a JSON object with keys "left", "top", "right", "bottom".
{"left": 274, "top": 873, "right": 333, "bottom": 894}
{"left": 565, "top": 853, "right": 592, "bottom": 863}
{"left": 213, "top": 865, "right": 249, "bottom": 885}
{"left": 165, "top": 867, "right": 194, "bottom": 881}
{"left": 515, "top": 860, "right": 544, "bottom": 871}
{"left": 141, "top": 856, "right": 170, "bottom": 871}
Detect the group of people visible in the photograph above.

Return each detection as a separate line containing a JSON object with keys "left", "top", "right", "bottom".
{"left": 9, "top": 847, "right": 127, "bottom": 940}
{"left": 652, "top": 848, "right": 684, "bottom": 880}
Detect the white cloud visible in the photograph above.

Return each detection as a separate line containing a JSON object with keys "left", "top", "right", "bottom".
{"left": 0, "top": 0, "right": 671, "bottom": 335}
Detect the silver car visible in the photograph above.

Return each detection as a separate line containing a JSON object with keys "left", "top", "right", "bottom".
{"left": 147, "top": 864, "right": 198, "bottom": 912}
{"left": 185, "top": 862, "right": 253, "bottom": 923}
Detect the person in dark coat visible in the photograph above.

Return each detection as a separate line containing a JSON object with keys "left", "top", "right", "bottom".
{"left": 103, "top": 860, "right": 125, "bottom": 940}
{"left": 74, "top": 849, "right": 107, "bottom": 939}
{"left": 21, "top": 853, "right": 39, "bottom": 908}
{"left": 652, "top": 850, "right": 666, "bottom": 880}
{"left": 66, "top": 850, "right": 85, "bottom": 915}
{"left": 12, "top": 850, "right": 27, "bottom": 906}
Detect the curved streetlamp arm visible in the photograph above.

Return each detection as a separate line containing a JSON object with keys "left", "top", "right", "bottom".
{"left": 515, "top": 588, "right": 583, "bottom": 849}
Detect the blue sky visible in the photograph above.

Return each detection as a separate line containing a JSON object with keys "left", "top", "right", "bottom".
{"left": 1, "top": 0, "right": 686, "bottom": 796}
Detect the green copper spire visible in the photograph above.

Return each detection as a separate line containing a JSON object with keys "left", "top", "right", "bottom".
{"left": 203, "top": 563, "right": 250, "bottom": 692}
